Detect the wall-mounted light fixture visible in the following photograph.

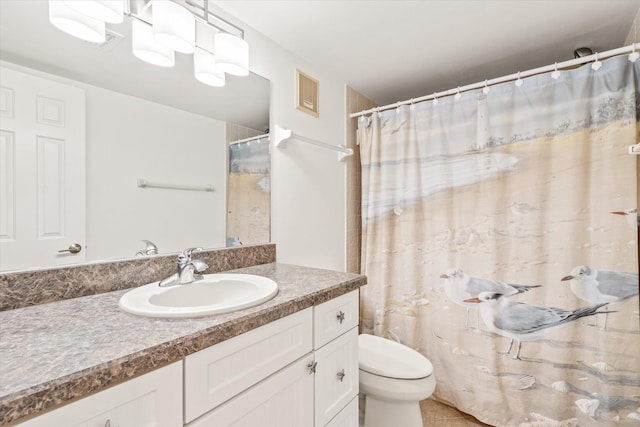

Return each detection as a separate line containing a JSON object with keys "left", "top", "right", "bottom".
{"left": 48, "top": 0, "right": 250, "bottom": 87}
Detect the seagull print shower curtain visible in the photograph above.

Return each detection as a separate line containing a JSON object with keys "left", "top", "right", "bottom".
{"left": 358, "top": 55, "right": 639, "bottom": 426}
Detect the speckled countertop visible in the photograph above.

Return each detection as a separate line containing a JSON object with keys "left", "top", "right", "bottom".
{"left": 0, "top": 263, "right": 366, "bottom": 425}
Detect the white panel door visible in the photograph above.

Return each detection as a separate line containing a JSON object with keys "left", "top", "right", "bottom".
{"left": 0, "top": 66, "right": 85, "bottom": 270}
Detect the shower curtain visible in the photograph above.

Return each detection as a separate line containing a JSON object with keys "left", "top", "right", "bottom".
{"left": 226, "top": 135, "right": 270, "bottom": 246}
{"left": 359, "top": 56, "right": 640, "bottom": 426}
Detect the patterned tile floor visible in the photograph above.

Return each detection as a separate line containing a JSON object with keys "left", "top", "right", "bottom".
{"left": 420, "top": 399, "right": 492, "bottom": 426}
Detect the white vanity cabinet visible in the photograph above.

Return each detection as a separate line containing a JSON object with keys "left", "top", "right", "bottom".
{"left": 186, "top": 290, "right": 360, "bottom": 427}
{"left": 16, "top": 361, "right": 183, "bottom": 427}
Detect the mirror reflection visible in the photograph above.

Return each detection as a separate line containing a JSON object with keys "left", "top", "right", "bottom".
{"left": 0, "top": 0, "right": 270, "bottom": 272}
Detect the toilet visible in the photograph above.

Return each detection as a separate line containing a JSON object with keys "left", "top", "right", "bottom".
{"left": 358, "top": 334, "right": 435, "bottom": 427}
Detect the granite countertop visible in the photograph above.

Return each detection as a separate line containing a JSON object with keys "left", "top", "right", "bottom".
{"left": 0, "top": 263, "right": 366, "bottom": 425}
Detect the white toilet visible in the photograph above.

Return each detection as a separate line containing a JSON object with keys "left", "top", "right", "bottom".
{"left": 358, "top": 334, "right": 435, "bottom": 427}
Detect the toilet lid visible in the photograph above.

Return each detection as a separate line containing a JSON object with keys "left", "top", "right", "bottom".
{"left": 359, "top": 334, "right": 433, "bottom": 379}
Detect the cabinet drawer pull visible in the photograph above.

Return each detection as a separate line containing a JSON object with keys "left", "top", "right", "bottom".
{"left": 336, "top": 369, "right": 346, "bottom": 382}
{"left": 307, "top": 361, "right": 318, "bottom": 374}
{"left": 336, "top": 310, "right": 346, "bottom": 324}
{"left": 104, "top": 420, "right": 110, "bottom": 427}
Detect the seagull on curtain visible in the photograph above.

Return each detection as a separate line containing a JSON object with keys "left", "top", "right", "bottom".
{"left": 464, "top": 292, "right": 608, "bottom": 360}
{"left": 561, "top": 265, "right": 638, "bottom": 330}
{"left": 441, "top": 268, "right": 541, "bottom": 328}
{"left": 610, "top": 208, "right": 639, "bottom": 230}
{"left": 508, "top": 202, "right": 538, "bottom": 225}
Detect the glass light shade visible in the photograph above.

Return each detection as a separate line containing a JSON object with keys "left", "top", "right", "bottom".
{"left": 63, "top": 0, "right": 124, "bottom": 24}
{"left": 49, "top": 0, "right": 106, "bottom": 43}
{"left": 194, "top": 48, "right": 225, "bottom": 87}
{"left": 214, "top": 32, "right": 249, "bottom": 76}
{"left": 132, "top": 20, "right": 175, "bottom": 67}
{"left": 152, "top": 0, "right": 195, "bottom": 54}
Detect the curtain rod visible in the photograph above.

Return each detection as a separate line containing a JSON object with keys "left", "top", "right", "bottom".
{"left": 229, "top": 133, "right": 269, "bottom": 145}
{"left": 350, "top": 43, "right": 640, "bottom": 118}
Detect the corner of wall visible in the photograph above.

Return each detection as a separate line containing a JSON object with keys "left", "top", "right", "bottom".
{"left": 625, "top": 6, "right": 640, "bottom": 44}
{"left": 345, "top": 86, "right": 378, "bottom": 274}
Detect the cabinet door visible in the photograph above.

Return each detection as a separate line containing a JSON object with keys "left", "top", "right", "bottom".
{"left": 17, "top": 362, "right": 182, "bottom": 427}
{"left": 184, "top": 308, "right": 313, "bottom": 422}
{"left": 188, "top": 355, "right": 315, "bottom": 427}
{"left": 315, "top": 328, "right": 359, "bottom": 427}
{"left": 314, "top": 290, "right": 359, "bottom": 349}
{"left": 325, "top": 396, "right": 358, "bottom": 427}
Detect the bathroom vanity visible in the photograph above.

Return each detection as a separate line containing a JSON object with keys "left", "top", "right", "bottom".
{"left": 0, "top": 261, "right": 365, "bottom": 426}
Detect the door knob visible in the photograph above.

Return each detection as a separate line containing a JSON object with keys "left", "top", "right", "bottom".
{"left": 58, "top": 243, "right": 82, "bottom": 254}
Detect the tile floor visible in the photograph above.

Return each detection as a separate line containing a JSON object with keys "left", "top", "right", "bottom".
{"left": 420, "top": 398, "right": 491, "bottom": 426}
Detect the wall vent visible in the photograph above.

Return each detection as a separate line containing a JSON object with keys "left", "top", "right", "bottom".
{"left": 296, "top": 69, "right": 319, "bottom": 118}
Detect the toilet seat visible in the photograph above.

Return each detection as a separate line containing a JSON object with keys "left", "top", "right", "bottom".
{"left": 358, "top": 334, "right": 433, "bottom": 379}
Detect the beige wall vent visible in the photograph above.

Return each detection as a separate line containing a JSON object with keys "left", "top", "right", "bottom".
{"left": 296, "top": 69, "right": 319, "bottom": 118}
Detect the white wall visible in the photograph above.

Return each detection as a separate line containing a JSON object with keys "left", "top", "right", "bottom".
{"left": 85, "top": 87, "right": 227, "bottom": 261}
{"left": 209, "top": 5, "right": 348, "bottom": 271}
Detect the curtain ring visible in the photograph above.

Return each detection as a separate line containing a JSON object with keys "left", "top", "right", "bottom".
{"left": 454, "top": 86, "right": 462, "bottom": 100}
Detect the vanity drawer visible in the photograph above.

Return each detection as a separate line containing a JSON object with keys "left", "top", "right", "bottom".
{"left": 187, "top": 355, "right": 314, "bottom": 427}
{"left": 314, "top": 290, "right": 359, "bottom": 349}
{"left": 184, "top": 308, "right": 313, "bottom": 423}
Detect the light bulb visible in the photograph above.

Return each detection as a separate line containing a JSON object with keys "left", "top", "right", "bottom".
{"left": 132, "top": 20, "right": 175, "bottom": 67}
{"left": 63, "top": 0, "right": 124, "bottom": 24}
{"left": 215, "top": 32, "right": 249, "bottom": 76}
{"left": 49, "top": 0, "right": 105, "bottom": 43}
{"left": 194, "top": 48, "right": 225, "bottom": 87}
{"left": 152, "top": 0, "right": 195, "bottom": 54}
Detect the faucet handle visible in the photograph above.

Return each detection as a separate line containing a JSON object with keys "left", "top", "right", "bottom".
{"left": 178, "top": 247, "right": 202, "bottom": 263}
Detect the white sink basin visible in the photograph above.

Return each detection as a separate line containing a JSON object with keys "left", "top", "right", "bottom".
{"left": 118, "top": 273, "right": 278, "bottom": 318}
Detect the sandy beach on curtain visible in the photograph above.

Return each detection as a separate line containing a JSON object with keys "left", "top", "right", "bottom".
{"left": 227, "top": 174, "right": 270, "bottom": 245}
{"left": 362, "top": 121, "right": 640, "bottom": 426}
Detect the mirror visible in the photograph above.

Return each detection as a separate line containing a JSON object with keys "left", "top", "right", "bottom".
{"left": 0, "top": 0, "right": 270, "bottom": 272}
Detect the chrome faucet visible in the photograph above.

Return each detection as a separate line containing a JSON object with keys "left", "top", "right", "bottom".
{"left": 136, "top": 240, "right": 158, "bottom": 256}
{"left": 158, "top": 247, "right": 209, "bottom": 287}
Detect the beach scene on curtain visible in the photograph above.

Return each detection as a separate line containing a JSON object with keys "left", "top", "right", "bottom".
{"left": 359, "top": 56, "right": 639, "bottom": 426}
{"left": 226, "top": 136, "right": 271, "bottom": 246}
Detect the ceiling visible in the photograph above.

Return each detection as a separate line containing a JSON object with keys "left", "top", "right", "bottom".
{"left": 214, "top": 0, "right": 640, "bottom": 106}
